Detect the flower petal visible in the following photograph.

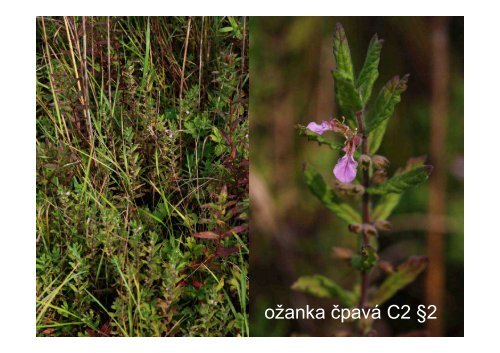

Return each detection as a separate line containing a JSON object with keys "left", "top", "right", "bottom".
{"left": 333, "top": 154, "right": 358, "bottom": 183}
{"left": 306, "top": 120, "right": 332, "bottom": 135}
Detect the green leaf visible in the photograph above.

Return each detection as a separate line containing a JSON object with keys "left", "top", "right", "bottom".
{"left": 356, "top": 34, "right": 383, "bottom": 106}
{"left": 332, "top": 23, "right": 362, "bottom": 115}
{"left": 368, "top": 118, "right": 388, "bottom": 154}
{"left": 227, "top": 16, "right": 238, "bottom": 29}
{"left": 292, "top": 274, "right": 357, "bottom": 307}
{"left": 333, "top": 71, "right": 363, "bottom": 113}
{"left": 332, "top": 23, "right": 354, "bottom": 81}
{"left": 367, "top": 165, "right": 433, "bottom": 195}
{"left": 365, "top": 74, "right": 409, "bottom": 134}
{"left": 219, "top": 26, "right": 234, "bottom": 33}
{"left": 296, "top": 125, "right": 344, "bottom": 151}
{"left": 372, "top": 157, "right": 428, "bottom": 220}
{"left": 370, "top": 256, "right": 428, "bottom": 306}
{"left": 304, "top": 164, "right": 361, "bottom": 224}
{"left": 372, "top": 193, "right": 401, "bottom": 221}
{"left": 351, "top": 246, "right": 378, "bottom": 272}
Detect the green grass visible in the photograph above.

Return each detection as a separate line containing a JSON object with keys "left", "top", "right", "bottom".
{"left": 36, "top": 16, "right": 248, "bottom": 337}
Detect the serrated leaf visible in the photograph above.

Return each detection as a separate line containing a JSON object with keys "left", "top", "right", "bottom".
{"left": 333, "top": 23, "right": 354, "bottom": 81}
{"left": 367, "top": 165, "right": 433, "bottom": 195}
{"left": 296, "top": 125, "right": 345, "bottom": 151}
{"left": 333, "top": 71, "right": 363, "bottom": 113}
{"left": 304, "top": 164, "right": 361, "bottom": 224}
{"left": 372, "top": 157, "right": 428, "bottom": 220}
{"left": 370, "top": 256, "right": 428, "bottom": 306}
{"left": 332, "top": 23, "right": 362, "bottom": 116}
{"left": 292, "top": 274, "right": 357, "bottom": 307}
{"left": 356, "top": 34, "right": 383, "bottom": 106}
{"left": 365, "top": 74, "right": 409, "bottom": 134}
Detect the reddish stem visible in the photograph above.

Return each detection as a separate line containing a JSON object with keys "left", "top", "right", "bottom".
{"left": 356, "top": 110, "right": 370, "bottom": 310}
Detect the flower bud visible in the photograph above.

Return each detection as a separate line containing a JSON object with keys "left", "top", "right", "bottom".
{"left": 332, "top": 247, "right": 354, "bottom": 260}
{"left": 351, "top": 184, "right": 365, "bottom": 195}
{"left": 363, "top": 224, "right": 378, "bottom": 237}
{"left": 371, "top": 169, "right": 387, "bottom": 185}
{"left": 348, "top": 223, "right": 363, "bottom": 234}
{"left": 333, "top": 181, "right": 365, "bottom": 196}
{"left": 372, "top": 155, "right": 389, "bottom": 170}
{"left": 359, "top": 154, "right": 372, "bottom": 170}
{"left": 374, "top": 220, "right": 392, "bottom": 231}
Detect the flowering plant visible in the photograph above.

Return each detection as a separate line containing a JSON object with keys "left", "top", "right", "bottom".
{"left": 293, "top": 23, "right": 433, "bottom": 335}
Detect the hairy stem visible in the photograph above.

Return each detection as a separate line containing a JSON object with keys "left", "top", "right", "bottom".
{"left": 356, "top": 110, "right": 370, "bottom": 310}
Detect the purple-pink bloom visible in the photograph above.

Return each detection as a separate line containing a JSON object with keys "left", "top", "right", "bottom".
{"left": 333, "top": 134, "right": 361, "bottom": 183}
{"left": 306, "top": 117, "right": 362, "bottom": 183}
{"left": 333, "top": 154, "right": 358, "bottom": 183}
{"left": 306, "top": 120, "right": 335, "bottom": 135}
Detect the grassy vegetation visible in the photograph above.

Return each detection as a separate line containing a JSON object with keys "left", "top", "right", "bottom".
{"left": 36, "top": 16, "right": 248, "bottom": 337}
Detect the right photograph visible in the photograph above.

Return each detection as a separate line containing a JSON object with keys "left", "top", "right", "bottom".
{"left": 249, "top": 17, "right": 464, "bottom": 337}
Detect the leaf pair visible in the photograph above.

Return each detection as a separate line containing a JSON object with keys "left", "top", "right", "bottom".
{"left": 333, "top": 23, "right": 407, "bottom": 153}
{"left": 332, "top": 23, "right": 383, "bottom": 114}
{"left": 304, "top": 162, "right": 432, "bottom": 224}
{"left": 292, "top": 256, "right": 428, "bottom": 308}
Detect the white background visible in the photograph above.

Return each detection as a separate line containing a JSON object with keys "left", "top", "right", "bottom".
{"left": 0, "top": 0, "right": 495, "bottom": 351}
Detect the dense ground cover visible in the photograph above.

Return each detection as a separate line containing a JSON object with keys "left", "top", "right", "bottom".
{"left": 36, "top": 16, "right": 248, "bottom": 336}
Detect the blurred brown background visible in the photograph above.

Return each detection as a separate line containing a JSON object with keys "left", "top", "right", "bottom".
{"left": 249, "top": 17, "right": 463, "bottom": 336}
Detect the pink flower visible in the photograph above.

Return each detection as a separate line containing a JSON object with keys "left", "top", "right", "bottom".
{"left": 306, "top": 118, "right": 361, "bottom": 183}
{"left": 333, "top": 154, "right": 358, "bottom": 183}
{"left": 306, "top": 119, "right": 361, "bottom": 183}
{"left": 334, "top": 135, "right": 361, "bottom": 183}
{"left": 306, "top": 120, "right": 336, "bottom": 135}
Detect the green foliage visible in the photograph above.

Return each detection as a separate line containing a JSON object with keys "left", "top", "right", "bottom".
{"left": 366, "top": 75, "right": 409, "bottom": 153}
{"left": 36, "top": 16, "right": 248, "bottom": 337}
{"left": 303, "top": 164, "right": 361, "bottom": 224}
{"left": 333, "top": 71, "right": 363, "bottom": 112}
{"left": 219, "top": 16, "right": 244, "bottom": 40}
{"left": 368, "top": 119, "right": 389, "bottom": 154}
{"left": 372, "top": 193, "right": 401, "bottom": 221}
{"left": 356, "top": 34, "right": 383, "bottom": 106}
{"left": 296, "top": 24, "right": 432, "bottom": 332}
{"left": 332, "top": 24, "right": 362, "bottom": 114}
{"left": 370, "top": 256, "right": 428, "bottom": 306}
{"left": 367, "top": 165, "right": 433, "bottom": 195}
{"left": 372, "top": 156, "right": 428, "bottom": 220}
{"left": 291, "top": 275, "right": 357, "bottom": 308}
{"left": 332, "top": 23, "right": 354, "bottom": 81}
{"left": 366, "top": 74, "right": 409, "bottom": 133}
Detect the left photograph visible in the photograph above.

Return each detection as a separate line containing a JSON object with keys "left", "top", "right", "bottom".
{"left": 36, "top": 17, "right": 249, "bottom": 336}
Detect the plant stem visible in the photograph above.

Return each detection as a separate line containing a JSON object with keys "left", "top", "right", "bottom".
{"left": 356, "top": 110, "right": 370, "bottom": 310}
